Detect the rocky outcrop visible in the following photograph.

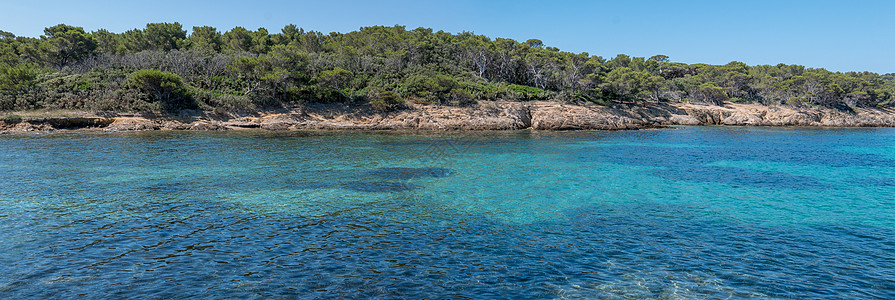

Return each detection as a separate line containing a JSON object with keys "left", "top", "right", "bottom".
{"left": 259, "top": 114, "right": 299, "bottom": 130}
{"left": 1, "top": 117, "right": 113, "bottom": 133}
{"left": 384, "top": 102, "right": 531, "bottom": 130}
{"left": 251, "top": 102, "right": 532, "bottom": 130}
{"left": 529, "top": 102, "right": 659, "bottom": 130}
{"left": 0, "top": 121, "right": 55, "bottom": 134}
{"left": 222, "top": 120, "right": 261, "bottom": 128}
{"left": 661, "top": 103, "right": 895, "bottom": 127}
{"left": 159, "top": 120, "right": 189, "bottom": 130}
{"left": 105, "top": 117, "right": 159, "bottom": 131}
{"left": 188, "top": 121, "right": 229, "bottom": 131}
{"left": 2, "top": 101, "right": 894, "bottom": 134}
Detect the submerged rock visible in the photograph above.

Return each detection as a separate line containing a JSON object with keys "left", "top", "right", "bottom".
{"left": 342, "top": 181, "right": 419, "bottom": 193}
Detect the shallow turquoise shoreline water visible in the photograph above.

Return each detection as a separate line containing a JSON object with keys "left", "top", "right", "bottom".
{"left": 1, "top": 127, "right": 893, "bottom": 298}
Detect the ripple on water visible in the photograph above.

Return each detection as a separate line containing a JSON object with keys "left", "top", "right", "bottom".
{"left": 368, "top": 167, "right": 455, "bottom": 180}
{"left": 1, "top": 128, "right": 894, "bottom": 298}
{"left": 341, "top": 181, "right": 420, "bottom": 193}
{"left": 653, "top": 165, "right": 830, "bottom": 190}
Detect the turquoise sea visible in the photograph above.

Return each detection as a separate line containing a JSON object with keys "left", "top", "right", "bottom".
{"left": 1, "top": 126, "right": 894, "bottom": 298}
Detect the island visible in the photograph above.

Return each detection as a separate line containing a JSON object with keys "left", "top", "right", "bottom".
{"left": 2, "top": 23, "right": 894, "bottom": 133}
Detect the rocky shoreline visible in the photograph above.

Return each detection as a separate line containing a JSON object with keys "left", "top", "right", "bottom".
{"left": 3, "top": 101, "right": 895, "bottom": 134}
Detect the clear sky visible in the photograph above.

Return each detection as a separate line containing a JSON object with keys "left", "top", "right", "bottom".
{"left": 2, "top": 0, "right": 893, "bottom": 74}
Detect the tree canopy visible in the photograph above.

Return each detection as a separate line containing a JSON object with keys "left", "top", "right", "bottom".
{"left": 0, "top": 23, "right": 892, "bottom": 113}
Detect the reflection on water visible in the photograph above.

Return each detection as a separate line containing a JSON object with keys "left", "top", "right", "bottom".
{"left": 1, "top": 127, "right": 894, "bottom": 298}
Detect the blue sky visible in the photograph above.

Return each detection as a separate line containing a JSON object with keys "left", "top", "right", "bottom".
{"left": 2, "top": 0, "right": 893, "bottom": 74}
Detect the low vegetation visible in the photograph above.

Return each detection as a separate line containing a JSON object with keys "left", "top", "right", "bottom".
{"left": 0, "top": 23, "right": 892, "bottom": 113}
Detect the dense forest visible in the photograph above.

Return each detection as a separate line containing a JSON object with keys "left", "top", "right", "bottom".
{"left": 1, "top": 23, "right": 893, "bottom": 114}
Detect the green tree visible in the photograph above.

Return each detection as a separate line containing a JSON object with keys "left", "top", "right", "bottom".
{"left": 0, "top": 64, "right": 40, "bottom": 91}
{"left": 250, "top": 28, "right": 271, "bottom": 53}
{"left": 187, "top": 26, "right": 222, "bottom": 53}
{"left": 121, "top": 29, "right": 147, "bottom": 52}
{"left": 600, "top": 67, "right": 663, "bottom": 102}
{"left": 223, "top": 27, "right": 253, "bottom": 52}
{"left": 227, "top": 55, "right": 290, "bottom": 98}
{"left": 525, "top": 39, "right": 544, "bottom": 49}
{"left": 274, "top": 24, "right": 304, "bottom": 46}
{"left": 92, "top": 29, "right": 125, "bottom": 54}
{"left": 649, "top": 54, "right": 669, "bottom": 72}
{"left": 32, "top": 24, "right": 97, "bottom": 67}
{"left": 318, "top": 67, "right": 353, "bottom": 99}
{"left": 0, "top": 30, "right": 19, "bottom": 66}
{"left": 127, "top": 69, "right": 193, "bottom": 111}
{"left": 692, "top": 83, "right": 728, "bottom": 105}
{"left": 606, "top": 54, "right": 631, "bottom": 69}
{"left": 143, "top": 22, "right": 186, "bottom": 51}
{"left": 368, "top": 88, "right": 404, "bottom": 112}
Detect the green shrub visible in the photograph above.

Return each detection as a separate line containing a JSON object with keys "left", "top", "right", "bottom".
{"left": 507, "top": 84, "right": 549, "bottom": 101}
{"left": 1, "top": 114, "right": 22, "bottom": 123}
{"left": 463, "top": 82, "right": 505, "bottom": 100}
{"left": 693, "top": 83, "right": 728, "bottom": 105}
{"left": 127, "top": 69, "right": 196, "bottom": 111}
{"left": 0, "top": 64, "right": 41, "bottom": 91}
{"left": 447, "top": 88, "right": 476, "bottom": 106}
{"left": 786, "top": 96, "right": 807, "bottom": 106}
{"left": 317, "top": 67, "right": 353, "bottom": 101}
{"left": 399, "top": 73, "right": 457, "bottom": 104}
{"left": 193, "top": 89, "right": 254, "bottom": 111}
{"left": 369, "top": 89, "right": 405, "bottom": 112}
{"left": 282, "top": 86, "right": 317, "bottom": 105}
{"left": 576, "top": 91, "right": 611, "bottom": 106}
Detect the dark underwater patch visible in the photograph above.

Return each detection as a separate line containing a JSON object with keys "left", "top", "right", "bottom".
{"left": 855, "top": 177, "right": 895, "bottom": 187}
{"left": 369, "top": 167, "right": 455, "bottom": 180}
{"left": 341, "top": 181, "right": 419, "bottom": 193}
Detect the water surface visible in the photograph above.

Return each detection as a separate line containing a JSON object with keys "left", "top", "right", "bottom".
{"left": 1, "top": 127, "right": 894, "bottom": 298}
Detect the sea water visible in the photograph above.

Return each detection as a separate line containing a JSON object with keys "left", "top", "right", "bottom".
{"left": 0, "top": 126, "right": 893, "bottom": 298}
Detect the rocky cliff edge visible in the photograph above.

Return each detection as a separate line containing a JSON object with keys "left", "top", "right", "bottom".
{"left": 3, "top": 101, "right": 894, "bottom": 134}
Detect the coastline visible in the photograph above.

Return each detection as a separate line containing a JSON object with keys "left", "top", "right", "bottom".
{"left": 3, "top": 101, "right": 895, "bottom": 134}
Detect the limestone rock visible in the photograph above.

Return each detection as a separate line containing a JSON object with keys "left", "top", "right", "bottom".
{"left": 1, "top": 122, "right": 55, "bottom": 133}
{"left": 188, "top": 121, "right": 228, "bottom": 131}
{"left": 106, "top": 117, "right": 159, "bottom": 131}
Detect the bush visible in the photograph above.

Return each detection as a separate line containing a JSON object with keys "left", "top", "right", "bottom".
{"left": 576, "top": 90, "right": 611, "bottom": 106}
{"left": 0, "top": 64, "right": 41, "bottom": 91}
{"left": 507, "top": 84, "right": 549, "bottom": 101}
{"left": 692, "top": 83, "right": 728, "bottom": 106}
{"left": 317, "top": 67, "right": 353, "bottom": 101}
{"left": 193, "top": 89, "right": 254, "bottom": 111}
{"left": 1, "top": 114, "right": 22, "bottom": 123}
{"left": 400, "top": 73, "right": 456, "bottom": 104}
{"left": 127, "top": 69, "right": 196, "bottom": 111}
{"left": 447, "top": 88, "right": 476, "bottom": 106}
{"left": 369, "top": 89, "right": 405, "bottom": 112}
{"left": 786, "top": 96, "right": 807, "bottom": 107}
